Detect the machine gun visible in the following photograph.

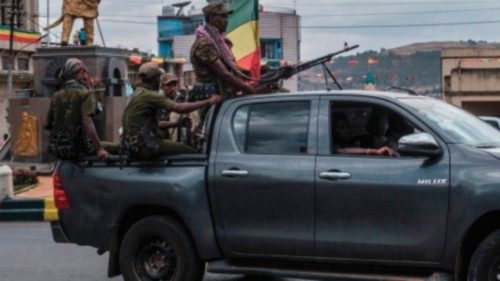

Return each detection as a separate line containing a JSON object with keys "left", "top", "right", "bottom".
{"left": 258, "top": 44, "right": 359, "bottom": 91}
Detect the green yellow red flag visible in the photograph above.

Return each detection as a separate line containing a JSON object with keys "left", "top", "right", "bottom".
{"left": 226, "top": 0, "right": 260, "bottom": 79}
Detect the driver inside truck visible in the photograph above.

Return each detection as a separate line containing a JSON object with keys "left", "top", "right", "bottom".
{"left": 331, "top": 111, "right": 396, "bottom": 156}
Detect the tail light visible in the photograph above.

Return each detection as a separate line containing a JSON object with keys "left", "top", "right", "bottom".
{"left": 53, "top": 169, "right": 70, "bottom": 210}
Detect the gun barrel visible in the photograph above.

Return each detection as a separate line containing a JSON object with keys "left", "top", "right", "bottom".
{"left": 294, "top": 44, "right": 359, "bottom": 73}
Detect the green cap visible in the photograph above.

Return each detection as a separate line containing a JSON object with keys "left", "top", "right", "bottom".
{"left": 202, "top": 2, "right": 233, "bottom": 18}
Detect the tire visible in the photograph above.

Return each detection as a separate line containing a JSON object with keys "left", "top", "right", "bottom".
{"left": 119, "top": 216, "right": 204, "bottom": 281}
{"left": 468, "top": 229, "right": 500, "bottom": 281}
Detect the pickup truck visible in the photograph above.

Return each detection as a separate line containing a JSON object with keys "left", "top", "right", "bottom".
{"left": 51, "top": 90, "right": 500, "bottom": 281}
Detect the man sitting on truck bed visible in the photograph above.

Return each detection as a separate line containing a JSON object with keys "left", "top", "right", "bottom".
{"left": 45, "top": 58, "right": 110, "bottom": 160}
{"left": 121, "top": 63, "right": 222, "bottom": 159}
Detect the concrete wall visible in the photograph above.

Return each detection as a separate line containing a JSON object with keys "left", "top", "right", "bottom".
{"left": 442, "top": 48, "right": 500, "bottom": 116}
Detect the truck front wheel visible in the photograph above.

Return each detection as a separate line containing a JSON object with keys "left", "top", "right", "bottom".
{"left": 468, "top": 229, "right": 500, "bottom": 281}
{"left": 119, "top": 216, "right": 204, "bottom": 281}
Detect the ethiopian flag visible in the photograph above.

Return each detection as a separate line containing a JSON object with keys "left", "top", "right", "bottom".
{"left": 226, "top": 0, "right": 260, "bottom": 79}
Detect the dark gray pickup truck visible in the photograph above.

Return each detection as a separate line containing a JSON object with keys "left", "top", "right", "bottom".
{"left": 52, "top": 91, "right": 500, "bottom": 281}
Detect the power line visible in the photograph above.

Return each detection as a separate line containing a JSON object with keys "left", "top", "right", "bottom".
{"left": 301, "top": 6, "right": 500, "bottom": 17}
{"left": 302, "top": 19, "right": 500, "bottom": 29}
{"left": 273, "top": 0, "right": 500, "bottom": 6}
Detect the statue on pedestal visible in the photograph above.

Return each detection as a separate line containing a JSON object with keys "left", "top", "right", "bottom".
{"left": 44, "top": 0, "right": 101, "bottom": 46}
{"left": 13, "top": 112, "right": 38, "bottom": 157}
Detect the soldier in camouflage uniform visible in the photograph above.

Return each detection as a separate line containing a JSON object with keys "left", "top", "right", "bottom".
{"left": 190, "top": 3, "right": 259, "bottom": 126}
{"left": 46, "top": 58, "right": 109, "bottom": 160}
{"left": 121, "top": 63, "right": 222, "bottom": 160}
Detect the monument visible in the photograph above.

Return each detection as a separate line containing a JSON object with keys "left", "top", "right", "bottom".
{"left": 44, "top": 0, "right": 101, "bottom": 46}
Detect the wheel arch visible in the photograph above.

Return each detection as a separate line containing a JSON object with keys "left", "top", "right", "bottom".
{"left": 108, "top": 204, "right": 220, "bottom": 277}
{"left": 456, "top": 210, "right": 500, "bottom": 281}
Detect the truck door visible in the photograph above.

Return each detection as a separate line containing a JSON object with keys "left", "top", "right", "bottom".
{"left": 314, "top": 96, "right": 450, "bottom": 262}
{"left": 211, "top": 97, "right": 318, "bottom": 257}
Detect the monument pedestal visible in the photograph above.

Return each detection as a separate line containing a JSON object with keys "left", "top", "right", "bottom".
{"left": 8, "top": 46, "right": 130, "bottom": 162}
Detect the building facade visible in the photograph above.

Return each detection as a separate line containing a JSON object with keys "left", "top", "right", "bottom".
{"left": 442, "top": 48, "right": 500, "bottom": 117}
{"left": 157, "top": 3, "right": 301, "bottom": 91}
{"left": 0, "top": 0, "right": 40, "bottom": 140}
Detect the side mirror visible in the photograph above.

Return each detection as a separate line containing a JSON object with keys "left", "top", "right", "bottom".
{"left": 398, "top": 133, "right": 442, "bottom": 158}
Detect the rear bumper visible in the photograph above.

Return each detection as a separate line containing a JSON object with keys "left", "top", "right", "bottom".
{"left": 50, "top": 220, "right": 70, "bottom": 243}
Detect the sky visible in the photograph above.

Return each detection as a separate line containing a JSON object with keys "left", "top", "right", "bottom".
{"left": 38, "top": 0, "right": 500, "bottom": 60}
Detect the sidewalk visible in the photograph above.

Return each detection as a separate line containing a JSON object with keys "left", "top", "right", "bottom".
{"left": 0, "top": 175, "right": 57, "bottom": 222}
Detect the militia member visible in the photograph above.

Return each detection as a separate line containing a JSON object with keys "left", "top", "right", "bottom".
{"left": 121, "top": 63, "right": 222, "bottom": 159}
{"left": 190, "top": 3, "right": 260, "bottom": 125}
{"left": 46, "top": 58, "right": 109, "bottom": 160}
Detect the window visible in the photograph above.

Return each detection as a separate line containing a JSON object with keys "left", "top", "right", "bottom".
{"left": 330, "top": 102, "right": 419, "bottom": 155}
{"left": 232, "top": 101, "right": 310, "bottom": 154}
{"left": 260, "top": 39, "right": 282, "bottom": 60}
{"left": 2, "top": 56, "right": 11, "bottom": 70}
{"left": 17, "top": 58, "right": 29, "bottom": 71}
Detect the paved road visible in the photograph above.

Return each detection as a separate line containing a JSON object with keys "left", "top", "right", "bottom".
{"left": 0, "top": 222, "right": 308, "bottom": 281}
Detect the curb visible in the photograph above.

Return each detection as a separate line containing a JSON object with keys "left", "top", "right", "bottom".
{"left": 0, "top": 197, "right": 58, "bottom": 222}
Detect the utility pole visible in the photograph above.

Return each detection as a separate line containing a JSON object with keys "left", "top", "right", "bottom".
{"left": 7, "top": 0, "right": 18, "bottom": 100}
{"left": 46, "top": 0, "right": 50, "bottom": 46}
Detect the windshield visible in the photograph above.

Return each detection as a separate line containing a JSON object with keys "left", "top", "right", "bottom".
{"left": 401, "top": 98, "right": 500, "bottom": 148}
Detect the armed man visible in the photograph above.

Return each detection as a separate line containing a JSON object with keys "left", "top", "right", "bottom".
{"left": 190, "top": 2, "right": 265, "bottom": 126}
{"left": 121, "top": 63, "right": 222, "bottom": 159}
{"left": 45, "top": 58, "right": 109, "bottom": 160}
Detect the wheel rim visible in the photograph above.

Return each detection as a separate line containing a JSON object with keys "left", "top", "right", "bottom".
{"left": 134, "top": 237, "right": 177, "bottom": 280}
{"left": 489, "top": 255, "right": 500, "bottom": 281}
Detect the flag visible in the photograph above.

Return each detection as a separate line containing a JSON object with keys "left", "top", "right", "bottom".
{"left": 227, "top": 0, "right": 260, "bottom": 79}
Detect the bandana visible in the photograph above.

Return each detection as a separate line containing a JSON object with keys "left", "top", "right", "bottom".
{"left": 60, "top": 58, "right": 94, "bottom": 91}
{"left": 196, "top": 25, "right": 236, "bottom": 69}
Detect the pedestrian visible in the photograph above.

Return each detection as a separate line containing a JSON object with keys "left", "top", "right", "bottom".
{"left": 72, "top": 32, "right": 79, "bottom": 46}
{"left": 45, "top": 58, "right": 110, "bottom": 160}
{"left": 190, "top": 2, "right": 261, "bottom": 126}
{"left": 78, "top": 28, "right": 87, "bottom": 46}
{"left": 121, "top": 63, "right": 222, "bottom": 159}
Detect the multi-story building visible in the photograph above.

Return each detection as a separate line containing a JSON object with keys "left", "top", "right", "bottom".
{"left": 157, "top": 1, "right": 301, "bottom": 91}
{"left": 442, "top": 48, "right": 500, "bottom": 116}
{"left": 0, "top": 0, "right": 40, "bottom": 140}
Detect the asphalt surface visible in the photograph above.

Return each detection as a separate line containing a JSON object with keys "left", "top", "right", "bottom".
{"left": 0, "top": 222, "right": 309, "bottom": 281}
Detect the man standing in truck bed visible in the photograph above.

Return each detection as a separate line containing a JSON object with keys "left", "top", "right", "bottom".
{"left": 190, "top": 2, "right": 259, "bottom": 127}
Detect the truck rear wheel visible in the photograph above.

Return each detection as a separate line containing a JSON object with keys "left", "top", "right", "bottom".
{"left": 119, "top": 216, "right": 204, "bottom": 281}
{"left": 468, "top": 229, "right": 500, "bottom": 281}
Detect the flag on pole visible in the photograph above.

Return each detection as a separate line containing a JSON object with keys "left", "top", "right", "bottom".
{"left": 226, "top": 0, "right": 260, "bottom": 79}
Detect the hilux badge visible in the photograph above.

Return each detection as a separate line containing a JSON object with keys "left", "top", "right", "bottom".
{"left": 417, "top": 179, "right": 448, "bottom": 185}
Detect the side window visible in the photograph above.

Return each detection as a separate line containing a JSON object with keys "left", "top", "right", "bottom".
{"left": 330, "top": 102, "right": 420, "bottom": 156}
{"left": 232, "top": 101, "right": 310, "bottom": 154}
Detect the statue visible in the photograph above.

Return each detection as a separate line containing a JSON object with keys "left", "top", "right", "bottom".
{"left": 13, "top": 112, "right": 38, "bottom": 157}
{"left": 44, "top": 0, "right": 101, "bottom": 46}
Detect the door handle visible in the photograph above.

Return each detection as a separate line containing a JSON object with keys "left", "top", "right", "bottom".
{"left": 319, "top": 171, "right": 351, "bottom": 180}
{"left": 221, "top": 169, "right": 249, "bottom": 177}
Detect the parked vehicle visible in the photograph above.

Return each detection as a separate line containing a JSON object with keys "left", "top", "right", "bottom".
{"left": 480, "top": 116, "right": 500, "bottom": 130}
{"left": 51, "top": 90, "right": 500, "bottom": 281}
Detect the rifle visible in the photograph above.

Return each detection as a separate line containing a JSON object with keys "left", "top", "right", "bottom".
{"left": 258, "top": 44, "right": 359, "bottom": 90}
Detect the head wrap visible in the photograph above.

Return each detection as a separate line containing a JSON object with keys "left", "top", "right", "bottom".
{"left": 60, "top": 58, "right": 94, "bottom": 90}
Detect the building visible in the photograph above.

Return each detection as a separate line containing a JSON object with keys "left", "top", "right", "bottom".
{"left": 442, "top": 48, "right": 500, "bottom": 116}
{"left": 0, "top": 0, "right": 40, "bottom": 140}
{"left": 157, "top": 2, "right": 301, "bottom": 91}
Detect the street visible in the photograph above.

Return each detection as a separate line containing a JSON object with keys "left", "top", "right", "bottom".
{"left": 0, "top": 222, "right": 309, "bottom": 281}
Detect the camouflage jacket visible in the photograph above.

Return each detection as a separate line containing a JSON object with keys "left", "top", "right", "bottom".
{"left": 190, "top": 37, "right": 236, "bottom": 98}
